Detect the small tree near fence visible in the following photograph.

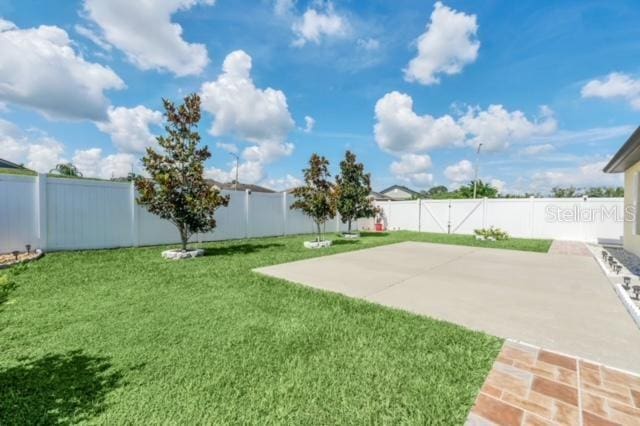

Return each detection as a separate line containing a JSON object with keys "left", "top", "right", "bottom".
{"left": 335, "top": 150, "right": 376, "bottom": 234}
{"left": 135, "top": 93, "right": 229, "bottom": 252}
{"left": 291, "top": 154, "right": 336, "bottom": 242}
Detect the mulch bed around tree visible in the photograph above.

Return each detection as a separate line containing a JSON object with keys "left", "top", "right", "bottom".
{"left": 0, "top": 250, "right": 44, "bottom": 269}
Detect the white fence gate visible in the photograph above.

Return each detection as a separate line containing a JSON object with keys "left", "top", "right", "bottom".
{"left": 375, "top": 197, "right": 625, "bottom": 244}
{"left": 0, "top": 174, "right": 350, "bottom": 252}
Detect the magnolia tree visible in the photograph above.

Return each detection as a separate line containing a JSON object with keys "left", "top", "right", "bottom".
{"left": 335, "top": 151, "right": 376, "bottom": 234}
{"left": 291, "top": 154, "right": 336, "bottom": 242}
{"left": 135, "top": 94, "right": 229, "bottom": 252}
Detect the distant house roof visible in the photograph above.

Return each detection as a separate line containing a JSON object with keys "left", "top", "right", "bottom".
{"left": 0, "top": 158, "right": 28, "bottom": 169}
{"left": 370, "top": 191, "right": 393, "bottom": 200}
{"left": 379, "top": 185, "right": 419, "bottom": 196}
{"left": 206, "top": 179, "right": 275, "bottom": 193}
{"left": 603, "top": 126, "right": 640, "bottom": 173}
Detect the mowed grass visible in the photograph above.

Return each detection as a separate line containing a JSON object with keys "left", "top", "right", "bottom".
{"left": 0, "top": 232, "right": 550, "bottom": 424}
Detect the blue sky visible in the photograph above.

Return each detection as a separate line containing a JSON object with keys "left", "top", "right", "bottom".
{"left": 1, "top": 0, "right": 639, "bottom": 193}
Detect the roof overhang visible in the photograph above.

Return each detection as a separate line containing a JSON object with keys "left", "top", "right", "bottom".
{"left": 603, "top": 126, "right": 640, "bottom": 173}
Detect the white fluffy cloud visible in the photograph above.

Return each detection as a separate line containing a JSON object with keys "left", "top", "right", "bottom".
{"left": 404, "top": 2, "right": 479, "bottom": 85}
{"left": 444, "top": 159, "right": 474, "bottom": 183}
{"left": 201, "top": 50, "right": 294, "bottom": 146}
{"left": 264, "top": 174, "right": 303, "bottom": 191}
{"left": 292, "top": 1, "right": 349, "bottom": 47}
{"left": 82, "top": 0, "right": 213, "bottom": 76}
{"left": 74, "top": 24, "right": 112, "bottom": 51}
{"left": 0, "top": 19, "right": 124, "bottom": 121}
{"left": 521, "top": 144, "right": 555, "bottom": 156}
{"left": 0, "top": 118, "right": 139, "bottom": 178}
{"left": 389, "top": 153, "right": 433, "bottom": 187}
{"left": 374, "top": 91, "right": 465, "bottom": 154}
{"left": 205, "top": 161, "right": 265, "bottom": 185}
{"left": 459, "top": 105, "right": 557, "bottom": 151}
{"left": 581, "top": 72, "right": 640, "bottom": 110}
{"left": 303, "top": 115, "right": 315, "bottom": 133}
{"left": 72, "top": 148, "right": 137, "bottom": 179}
{"left": 216, "top": 142, "right": 238, "bottom": 154}
{"left": 200, "top": 50, "right": 296, "bottom": 183}
{"left": 95, "top": 106, "right": 163, "bottom": 154}
{"left": 241, "top": 141, "right": 294, "bottom": 164}
{"left": 531, "top": 160, "right": 622, "bottom": 191}
{"left": 489, "top": 178, "right": 506, "bottom": 193}
{"left": 374, "top": 92, "right": 558, "bottom": 156}
{"left": 0, "top": 118, "right": 66, "bottom": 172}
{"left": 274, "top": 0, "right": 296, "bottom": 16}
{"left": 356, "top": 37, "right": 380, "bottom": 51}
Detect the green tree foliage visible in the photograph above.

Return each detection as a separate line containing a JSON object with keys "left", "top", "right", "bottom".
{"left": 291, "top": 154, "right": 336, "bottom": 242}
{"left": 50, "top": 163, "right": 82, "bottom": 177}
{"left": 335, "top": 151, "right": 376, "bottom": 234}
{"left": 551, "top": 186, "right": 579, "bottom": 198}
{"left": 584, "top": 187, "right": 624, "bottom": 197}
{"left": 135, "top": 93, "right": 229, "bottom": 251}
{"left": 426, "top": 185, "right": 449, "bottom": 198}
{"left": 550, "top": 186, "right": 624, "bottom": 198}
{"left": 457, "top": 180, "right": 499, "bottom": 198}
{"left": 415, "top": 185, "right": 455, "bottom": 199}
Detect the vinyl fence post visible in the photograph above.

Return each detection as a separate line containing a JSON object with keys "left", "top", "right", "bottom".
{"left": 417, "top": 198, "right": 421, "bottom": 232}
{"left": 282, "top": 191, "right": 287, "bottom": 236}
{"left": 387, "top": 200, "right": 391, "bottom": 230}
{"left": 529, "top": 196, "right": 535, "bottom": 238}
{"left": 447, "top": 200, "right": 452, "bottom": 234}
{"left": 482, "top": 197, "right": 487, "bottom": 228}
{"left": 130, "top": 181, "right": 139, "bottom": 247}
{"left": 245, "top": 189, "right": 250, "bottom": 239}
{"left": 35, "top": 173, "right": 47, "bottom": 251}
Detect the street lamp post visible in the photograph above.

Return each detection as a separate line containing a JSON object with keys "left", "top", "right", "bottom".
{"left": 229, "top": 153, "right": 239, "bottom": 191}
{"left": 473, "top": 143, "right": 483, "bottom": 199}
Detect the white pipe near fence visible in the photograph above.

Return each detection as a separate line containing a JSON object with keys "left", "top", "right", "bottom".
{"left": 373, "top": 198, "right": 625, "bottom": 244}
{"left": 0, "top": 174, "right": 350, "bottom": 252}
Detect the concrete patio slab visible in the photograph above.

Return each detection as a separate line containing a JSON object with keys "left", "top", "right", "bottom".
{"left": 254, "top": 241, "right": 640, "bottom": 373}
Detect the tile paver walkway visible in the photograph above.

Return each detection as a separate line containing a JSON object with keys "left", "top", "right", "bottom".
{"left": 548, "top": 241, "right": 592, "bottom": 257}
{"left": 467, "top": 340, "right": 640, "bottom": 425}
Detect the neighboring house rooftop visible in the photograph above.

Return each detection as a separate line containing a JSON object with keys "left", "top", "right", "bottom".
{"left": 379, "top": 185, "right": 419, "bottom": 197}
{"left": 603, "top": 126, "right": 640, "bottom": 173}
{"left": 206, "top": 179, "right": 275, "bottom": 193}
{"left": 0, "top": 158, "right": 28, "bottom": 169}
{"left": 370, "top": 191, "right": 393, "bottom": 201}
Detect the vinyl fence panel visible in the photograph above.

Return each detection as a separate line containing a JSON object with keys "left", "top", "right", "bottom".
{"left": 46, "top": 178, "right": 132, "bottom": 250}
{"left": 376, "top": 197, "right": 624, "bottom": 244}
{"left": 0, "top": 174, "right": 626, "bottom": 252}
{"left": 0, "top": 174, "right": 38, "bottom": 253}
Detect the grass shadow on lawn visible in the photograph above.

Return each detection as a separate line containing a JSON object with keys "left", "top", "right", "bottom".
{"left": 0, "top": 281, "right": 16, "bottom": 308}
{"left": 0, "top": 350, "right": 124, "bottom": 425}
{"left": 203, "top": 242, "right": 284, "bottom": 257}
{"left": 332, "top": 239, "right": 361, "bottom": 246}
{"left": 359, "top": 232, "right": 388, "bottom": 238}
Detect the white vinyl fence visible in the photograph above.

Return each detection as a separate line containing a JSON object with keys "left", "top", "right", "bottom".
{"left": 374, "top": 197, "right": 625, "bottom": 244}
{"left": 0, "top": 174, "right": 350, "bottom": 253}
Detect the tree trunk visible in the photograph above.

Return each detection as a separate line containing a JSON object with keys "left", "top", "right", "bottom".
{"left": 179, "top": 224, "right": 188, "bottom": 251}
{"left": 316, "top": 221, "right": 322, "bottom": 242}
{"left": 347, "top": 219, "right": 352, "bottom": 234}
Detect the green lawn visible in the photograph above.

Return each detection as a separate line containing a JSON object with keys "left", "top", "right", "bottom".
{"left": 0, "top": 232, "right": 550, "bottom": 424}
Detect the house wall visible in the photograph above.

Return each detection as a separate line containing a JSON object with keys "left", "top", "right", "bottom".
{"left": 624, "top": 163, "right": 640, "bottom": 257}
{"left": 382, "top": 188, "right": 414, "bottom": 200}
